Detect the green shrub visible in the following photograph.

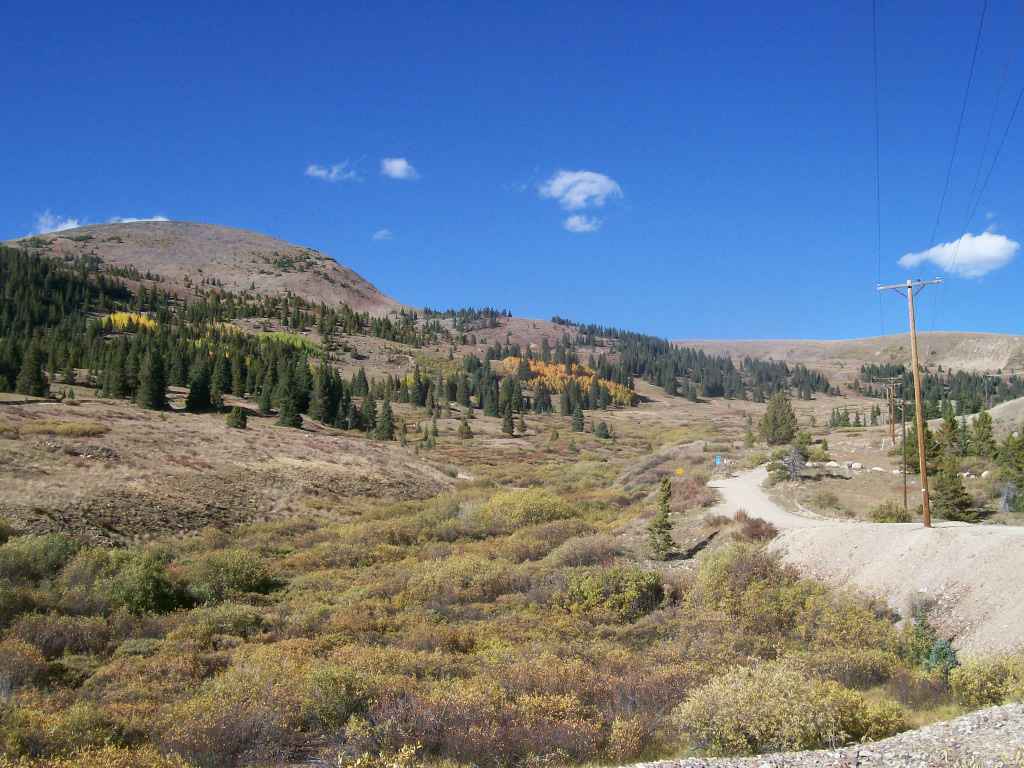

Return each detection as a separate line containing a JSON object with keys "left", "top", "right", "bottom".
{"left": 8, "top": 614, "right": 110, "bottom": 659}
{"left": 0, "top": 639, "right": 47, "bottom": 692}
{"left": 0, "top": 581, "right": 36, "bottom": 629}
{"left": 673, "top": 661, "right": 905, "bottom": 755}
{"left": 186, "top": 549, "right": 277, "bottom": 604}
{"left": 225, "top": 407, "right": 247, "bottom": 429}
{"left": 563, "top": 567, "right": 664, "bottom": 623}
{"left": 949, "top": 656, "right": 1024, "bottom": 708}
{"left": 0, "top": 534, "right": 79, "bottom": 584}
{"left": 106, "top": 550, "right": 186, "bottom": 615}
{"left": 870, "top": 500, "right": 913, "bottom": 523}
{"left": 479, "top": 488, "right": 574, "bottom": 530}
{"left": 166, "top": 603, "right": 265, "bottom": 648}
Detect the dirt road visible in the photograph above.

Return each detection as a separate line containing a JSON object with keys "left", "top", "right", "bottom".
{"left": 707, "top": 466, "right": 827, "bottom": 530}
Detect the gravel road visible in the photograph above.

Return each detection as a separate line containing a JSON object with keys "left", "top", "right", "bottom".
{"left": 706, "top": 466, "right": 827, "bottom": 530}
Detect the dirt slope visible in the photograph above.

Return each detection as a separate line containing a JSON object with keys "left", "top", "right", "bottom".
{"left": 9, "top": 221, "right": 400, "bottom": 314}
{"left": 711, "top": 468, "right": 1024, "bottom": 658}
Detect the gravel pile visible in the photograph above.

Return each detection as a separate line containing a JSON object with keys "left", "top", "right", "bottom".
{"left": 629, "top": 704, "right": 1024, "bottom": 767}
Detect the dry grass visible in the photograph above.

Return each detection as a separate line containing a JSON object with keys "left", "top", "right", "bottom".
{"left": 18, "top": 419, "right": 110, "bottom": 438}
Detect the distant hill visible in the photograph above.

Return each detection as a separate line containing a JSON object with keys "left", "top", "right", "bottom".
{"left": 8, "top": 220, "right": 400, "bottom": 315}
{"left": 677, "top": 332, "right": 1024, "bottom": 383}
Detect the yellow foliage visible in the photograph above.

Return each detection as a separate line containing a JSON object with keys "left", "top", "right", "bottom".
{"left": 101, "top": 312, "right": 157, "bottom": 331}
{"left": 949, "top": 655, "right": 1024, "bottom": 708}
{"left": 500, "top": 357, "right": 637, "bottom": 406}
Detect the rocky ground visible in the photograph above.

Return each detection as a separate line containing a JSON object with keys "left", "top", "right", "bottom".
{"left": 630, "top": 704, "right": 1024, "bottom": 767}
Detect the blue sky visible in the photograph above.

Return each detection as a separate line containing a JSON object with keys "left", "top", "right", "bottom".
{"left": 3, "top": 1, "right": 1023, "bottom": 339}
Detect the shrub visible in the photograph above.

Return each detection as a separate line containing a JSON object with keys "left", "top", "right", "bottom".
{"left": 948, "top": 656, "right": 1024, "bottom": 708}
{"left": 166, "top": 603, "right": 265, "bottom": 648}
{"left": 790, "top": 648, "right": 898, "bottom": 689}
{"left": 732, "top": 510, "right": 777, "bottom": 542}
{"left": 606, "top": 715, "right": 648, "bottom": 762}
{"left": 886, "top": 667, "right": 950, "bottom": 708}
{"left": 225, "top": 407, "right": 247, "bottom": 429}
{"left": 0, "top": 745, "right": 192, "bottom": 767}
{"left": 673, "top": 661, "right": 905, "bottom": 755}
{"left": 18, "top": 419, "right": 109, "bottom": 438}
{"left": 186, "top": 549, "right": 277, "bottom": 604}
{"left": 8, "top": 614, "right": 110, "bottom": 659}
{"left": 479, "top": 488, "right": 574, "bottom": 530}
{"left": 870, "top": 500, "right": 913, "bottom": 523}
{"left": 0, "top": 639, "right": 47, "bottom": 695}
{"left": 404, "top": 554, "right": 527, "bottom": 605}
{"left": 0, "top": 534, "right": 79, "bottom": 584}
{"left": 563, "top": 567, "right": 664, "bottom": 624}
{"left": 106, "top": 550, "right": 186, "bottom": 615}
{"left": 0, "top": 581, "right": 36, "bottom": 629}
{"left": 543, "top": 534, "right": 621, "bottom": 568}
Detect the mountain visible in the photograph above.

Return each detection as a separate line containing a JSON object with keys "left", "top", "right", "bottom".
{"left": 677, "top": 332, "right": 1024, "bottom": 383}
{"left": 9, "top": 220, "right": 400, "bottom": 314}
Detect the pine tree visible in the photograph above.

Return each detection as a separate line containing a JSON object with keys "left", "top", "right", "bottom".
{"left": 185, "top": 360, "right": 212, "bottom": 412}
{"left": 258, "top": 371, "right": 274, "bottom": 415}
{"left": 572, "top": 403, "right": 584, "bottom": 432}
{"left": 15, "top": 342, "right": 48, "bottom": 397}
{"left": 759, "top": 391, "right": 797, "bottom": 445}
{"left": 502, "top": 403, "right": 514, "bottom": 436}
{"left": 903, "top": 420, "right": 940, "bottom": 474}
{"left": 594, "top": 420, "right": 610, "bottom": 439}
{"left": 375, "top": 399, "right": 395, "bottom": 440}
{"left": 363, "top": 394, "right": 377, "bottom": 434}
{"left": 135, "top": 348, "right": 167, "bottom": 410}
{"left": 648, "top": 477, "right": 675, "bottom": 560}
{"left": 275, "top": 369, "right": 302, "bottom": 428}
{"left": 932, "top": 456, "right": 977, "bottom": 522}
{"left": 936, "top": 410, "right": 961, "bottom": 457}
{"left": 970, "top": 410, "right": 996, "bottom": 458}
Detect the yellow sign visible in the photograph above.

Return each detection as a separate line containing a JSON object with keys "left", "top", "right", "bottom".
{"left": 674, "top": 467, "right": 685, "bottom": 477}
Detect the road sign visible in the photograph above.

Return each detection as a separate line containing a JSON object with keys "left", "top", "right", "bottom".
{"left": 714, "top": 455, "right": 722, "bottom": 466}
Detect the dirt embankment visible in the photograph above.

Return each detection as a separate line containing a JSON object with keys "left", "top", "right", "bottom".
{"left": 708, "top": 468, "right": 1024, "bottom": 658}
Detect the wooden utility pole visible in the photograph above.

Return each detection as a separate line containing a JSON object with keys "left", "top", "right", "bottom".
{"left": 871, "top": 375, "right": 903, "bottom": 447}
{"left": 878, "top": 278, "right": 942, "bottom": 527}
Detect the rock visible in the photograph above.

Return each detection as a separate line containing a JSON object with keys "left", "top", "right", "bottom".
{"left": 982, "top": 470, "right": 991, "bottom": 479}
{"left": 826, "top": 461, "right": 840, "bottom": 468}
{"left": 871, "top": 466, "right": 886, "bottom": 472}
{"left": 851, "top": 462, "right": 864, "bottom": 470}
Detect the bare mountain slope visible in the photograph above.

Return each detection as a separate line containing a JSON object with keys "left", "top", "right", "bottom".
{"left": 10, "top": 220, "right": 400, "bottom": 314}
{"left": 678, "top": 332, "right": 1024, "bottom": 383}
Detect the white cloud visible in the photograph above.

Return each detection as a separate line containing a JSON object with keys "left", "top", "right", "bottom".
{"left": 539, "top": 169, "right": 622, "bottom": 210}
{"left": 380, "top": 157, "right": 418, "bottom": 180}
{"left": 305, "top": 162, "right": 360, "bottom": 182}
{"left": 33, "top": 211, "right": 82, "bottom": 234}
{"left": 564, "top": 215, "right": 601, "bottom": 233}
{"left": 899, "top": 231, "right": 1019, "bottom": 278}
{"left": 107, "top": 215, "right": 169, "bottom": 223}
{"left": 372, "top": 228, "right": 393, "bottom": 241}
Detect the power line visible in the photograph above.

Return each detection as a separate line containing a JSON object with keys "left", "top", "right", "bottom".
{"left": 872, "top": 0, "right": 885, "bottom": 337}
{"left": 927, "top": 0, "right": 989, "bottom": 249}
{"left": 965, "top": 83, "right": 1024, "bottom": 229}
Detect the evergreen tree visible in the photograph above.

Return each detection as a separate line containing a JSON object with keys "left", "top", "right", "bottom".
{"left": 210, "top": 354, "right": 230, "bottom": 409}
{"left": 258, "top": 371, "right": 274, "bottom": 415}
{"left": 970, "top": 410, "right": 996, "bottom": 458}
{"left": 502, "top": 403, "right": 514, "bottom": 436}
{"left": 275, "top": 368, "right": 302, "bottom": 428}
{"left": 185, "top": 360, "right": 212, "bottom": 412}
{"left": 135, "top": 348, "right": 167, "bottom": 410}
{"left": 594, "top": 420, "right": 610, "bottom": 439}
{"left": 648, "top": 477, "right": 675, "bottom": 560}
{"left": 572, "top": 402, "right": 584, "bottom": 432}
{"left": 936, "top": 410, "right": 961, "bottom": 457}
{"left": 903, "top": 420, "right": 940, "bottom": 474}
{"left": 932, "top": 456, "right": 977, "bottom": 522}
{"left": 15, "top": 342, "right": 48, "bottom": 397}
{"left": 759, "top": 391, "right": 797, "bottom": 445}
{"left": 363, "top": 394, "right": 377, "bottom": 434}
{"left": 375, "top": 399, "right": 395, "bottom": 440}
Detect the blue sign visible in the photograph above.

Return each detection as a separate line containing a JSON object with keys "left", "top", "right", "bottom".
{"left": 714, "top": 455, "right": 722, "bottom": 466}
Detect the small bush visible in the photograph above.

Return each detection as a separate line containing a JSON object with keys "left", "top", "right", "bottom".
{"left": 225, "top": 407, "right": 247, "bottom": 429}
{"left": 563, "top": 567, "right": 664, "bottom": 624}
{"left": 886, "top": 667, "right": 950, "bottom": 708}
{"left": 106, "top": 550, "right": 186, "bottom": 615}
{"left": 186, "top": 549, "right": 277, "bottom": 604}
{"left": 166, "top": 603, "right": 265, "bottom": 648}
{"left": 949, "top": 656, "right": 1024, "bottom": 708}
{"left": 479, "top": 488, "right": 575, "bottom": 530}
{"left": 673, "top": 661, "right": 905, "bottom": 755}
{"left": 0, "top": 534, "right": 79, "bottom": 584}
{"left": 0, "top": 745, "right": 192, "bottom": 767}
{"left": 732, "top": 510, "right": 777, "bottom": 542}
{"left": 0, "top": 639, "right": 47, "bottom": 694}
{"left": 8, "top": 614, "right": 110, "bottom": 659}
{"left": 871, "top": 500, "right": 913, "bottom": 523}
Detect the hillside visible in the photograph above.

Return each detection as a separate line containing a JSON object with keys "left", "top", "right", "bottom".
{"left": 8, "top": 220, "right": 400, "bottom": 314}
{"left": 679, "top": 332, "right": 1024, "bottom": 383}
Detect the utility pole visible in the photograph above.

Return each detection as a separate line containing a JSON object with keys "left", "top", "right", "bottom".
{"left": 900, "top": 390, "right": 908, "bottom": 515}
{"left": 878, "top": 278, "right": 942, "bottom": 527}
{"left": 871, "top": 375, "right": 903, "bottom": 447}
